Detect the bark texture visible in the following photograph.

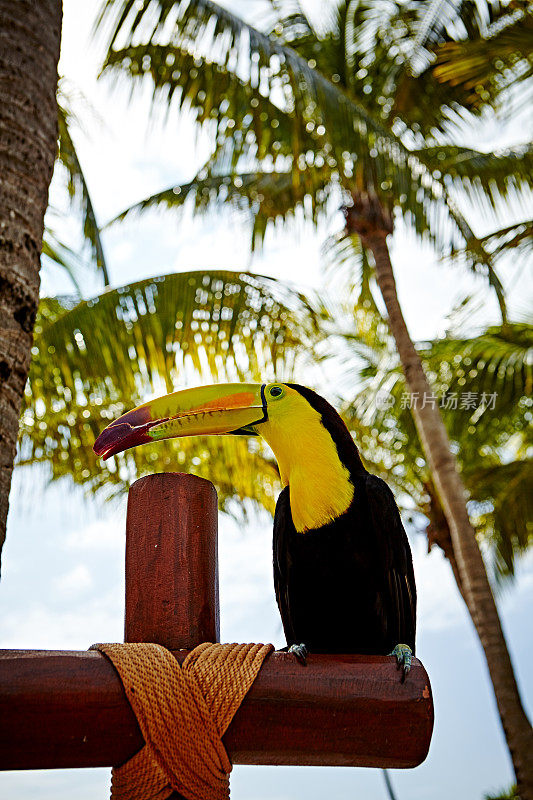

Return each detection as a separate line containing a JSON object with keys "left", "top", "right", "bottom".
{"left": 424, "top": 480, "right": 467, "bottom": 604}
{"left": 349, "top": 195, "right": 533, "bottom": 797}
{"left": 0, "top": 0, "right": 62, "bottom": 568}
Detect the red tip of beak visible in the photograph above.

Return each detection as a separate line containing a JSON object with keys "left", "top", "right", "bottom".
{"left": 93, "top": 421, "right": 152, "bottom": 460}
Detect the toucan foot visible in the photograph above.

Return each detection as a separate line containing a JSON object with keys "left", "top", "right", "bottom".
{"left": 288, "top": 643, "right": 308, "bottom": 666}
{"left": 389, "top": 643, "right": 412, "bottom": 682}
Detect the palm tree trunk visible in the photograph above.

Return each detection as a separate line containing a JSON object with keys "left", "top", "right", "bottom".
{"left": 0, "top": 0, "right": 62, "bottom": 569}
{"left": 425, "top": 480, "right": 468, "bottom": 603}
{"left": 363, "top": 230, "right": 533, "bottom": 799}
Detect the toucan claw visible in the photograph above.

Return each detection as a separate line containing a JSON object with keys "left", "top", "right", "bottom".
{"left": 288, "top": 643, "right": 309, "bottom": 666}
{"left": 389, "top": 643, "right": 412, "bottom": 683}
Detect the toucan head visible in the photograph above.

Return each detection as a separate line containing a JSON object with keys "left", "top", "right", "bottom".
{"left": 94, "top": 381, "right": 364, "bottom": 465}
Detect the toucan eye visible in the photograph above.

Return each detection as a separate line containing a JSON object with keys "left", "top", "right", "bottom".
{"left": 269, "top": 386, "right": 283, "bottom": 398}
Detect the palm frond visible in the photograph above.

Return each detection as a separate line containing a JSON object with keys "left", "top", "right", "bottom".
{"left": 335, "top": 319, "right": 533, "bottom": 580}
{"left": 109, "top": 165, "right": 333, "bottom": 247}
{"left": 412, "top": 0, "right": 459, "bottom": 50}
{"left": 467, "top": 458, "right": 533, "bottom": 580}
{"left": 441, "top": 200, "right": 508, "bottom": 322}
{"left": 485, "top": 783, "right": 519, "bottom": 800}
{"left": 414, "top": 143, "right": 533, "bottom": 211}
{"left": 96, "top": 0, "right": 468, "bottom": 227}
{"left": 446, "top": 218, "right": 533, "bottom": 287}
{"left": 338, "top": 0, "right": 500, "bottom": 129}
{"left": 41, "top": 229, "right": 82, "bottom": 294}
{"left": 57, "top": 94, "right": 110, "bottom": 286}
{"left": 408, "top": 0, "right": 506, "bottom": 64}
{"left": 433, "top": 3, "right": 533, "bottom": 104}
{"left": 357, "top": 322, "right": 533, "bottom": 443}
{"left": 101, "top": 42, "right": 315, "bottom": 162}
{"left": 423, "top": 323, "right": 533, "bottom": 428}
{"left": 95, "top": 0, "right": 522, "bottom": 315}
{"left": 482, "top": 217, "right": 533, "bottom": 261}
{"left": 267, "top": 0, "right": 316, "bottom": 42}
{"left": 322, "top": 232, "right": 383, "bottom": 312}
{"left": 20, "top": 269, "right": 320, "bottom": 507}
{"left": 348, "top": 321, "right": 533, "bottom": 456}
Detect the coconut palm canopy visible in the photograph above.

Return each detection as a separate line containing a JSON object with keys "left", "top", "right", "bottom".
{"left": 29, "top": 0, "right": 531, "bottom": 591}
{"left": 432, "top": 0, "right": 533, "bottom": 110}
{"left": 29, "top": 0, "right": 532, "bottom": 599}
{"left": 97, "top": 0, "right": 532, "bottom": 306}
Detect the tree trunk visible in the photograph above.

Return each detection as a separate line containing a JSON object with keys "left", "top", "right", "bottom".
{"left": 424, "top": 480, "right": 467, "bottom": 603}
{"left": 363, "top": 229, "right": 533, "bottom": 799}
{"left": 0, "top": 0, "right": 62, "bottom": 569}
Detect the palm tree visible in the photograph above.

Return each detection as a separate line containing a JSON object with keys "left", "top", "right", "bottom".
{"left": 449, "top": 216, "right": 533, "bottom": 281}
{"left": 486, "top": 785, "right": 521, "bottom": 800}
{"left": 0, "top": 0, "right": 62, "bottom": 568}
{"left": 21, "top": 75, "right": 322, "bottom": 513}
{"left": 94, "top": 0, "right": 533, "bottom": 790}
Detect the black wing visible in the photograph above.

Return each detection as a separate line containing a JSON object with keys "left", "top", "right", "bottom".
{"left": 364, "top": 474, "right": 417, "bottom": 652}
{"left": 272, "top": 486, "right": 297, "bottom": 645}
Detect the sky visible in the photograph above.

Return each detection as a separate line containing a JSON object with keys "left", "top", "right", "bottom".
{"left": 1, "top": 2, "right": 532, "bottom": 800}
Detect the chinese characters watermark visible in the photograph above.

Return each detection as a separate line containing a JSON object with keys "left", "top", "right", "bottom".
{"left": 375, "top": 391, "right": 498, "bottom": 410}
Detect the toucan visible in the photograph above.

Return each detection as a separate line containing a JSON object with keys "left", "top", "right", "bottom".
{"left": 94, "top": 382, "right": 416, "bottom": 677}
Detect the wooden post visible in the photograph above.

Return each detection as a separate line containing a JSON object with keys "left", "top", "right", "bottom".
{"left": 124, "top": 472, "right": 219, "bottom": 649}
{"left": 123, "top": 472, "right": 219, "bottom": 799}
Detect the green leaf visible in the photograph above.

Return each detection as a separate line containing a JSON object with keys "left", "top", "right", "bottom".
{"left": 467, "top": 458, "right": 533, "bottom": 581}
{"left": 57, "top": 89, "right": 110, "bottom": 286}
{"left": 94, "top": 0, "right": 528, "bottom": 315}
{"left": 433, "top": 5, "right": 533, "bottom": 104}
{"left": 480, "top": 217, "right": 533, "bottom": 262}
{"left": 109, "top": 166, "right": 333, "bottom": 248}
{"left": 97, "top": 0, "right": 469, "bottom": 234}
{"left": 413, "top": 143, "right": 533, "bottom": 210}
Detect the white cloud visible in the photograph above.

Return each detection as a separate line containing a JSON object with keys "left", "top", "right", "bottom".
{"left": 50, "top": 0, "right": 531, "bottom": 336}
{"left": 65, "top": 517, "right": 125, "bottom": 552}
{"left": 0, "top": 590, "right": 123, "bottom": 650}
{"left": 0, "top": 770, "right": 111, "bottom": 800}
{"left": 54, "top": 564, "right": 94, "bottom": 596}
{"left": 219, "top": 514, "right": 285, "bottom": 647}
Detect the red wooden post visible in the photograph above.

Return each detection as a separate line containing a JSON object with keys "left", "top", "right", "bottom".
{"left": 123, "top": 472, "right": 219, "bottom": 799}
{"left": 124, "top": 472, "right": 219, "bottom": 649}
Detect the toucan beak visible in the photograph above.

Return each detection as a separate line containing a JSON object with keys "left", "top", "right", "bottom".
{"left": 93, "top": 383, "right": 267, "bottom": 460}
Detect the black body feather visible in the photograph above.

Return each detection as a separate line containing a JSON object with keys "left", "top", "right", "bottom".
{"left": 273, "top": 385, "right": 416, "bottom": 654}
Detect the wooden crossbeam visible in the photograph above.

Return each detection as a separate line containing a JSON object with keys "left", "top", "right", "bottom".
{"left": 0, "top": 649, "right": 432, "bottom": 769}
{"left": 0, "top": 473, "right": 433, "bottom": 774}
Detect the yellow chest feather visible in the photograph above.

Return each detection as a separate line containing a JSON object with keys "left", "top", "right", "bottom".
{"left": 260, "top": 403, "right": 354, "bottom": 533}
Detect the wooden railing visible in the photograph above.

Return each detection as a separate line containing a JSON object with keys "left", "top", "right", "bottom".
{"left": 0, "top": 473, "right": 434, "bottom": 772}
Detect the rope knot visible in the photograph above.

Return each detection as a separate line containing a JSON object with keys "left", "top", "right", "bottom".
{"left": 92, "top": 641, "right": 273, "bottom": 800}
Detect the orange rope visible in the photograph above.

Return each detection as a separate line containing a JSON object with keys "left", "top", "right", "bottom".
{"left": 92, "top": 642, "right": 273, "bottom": 800}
